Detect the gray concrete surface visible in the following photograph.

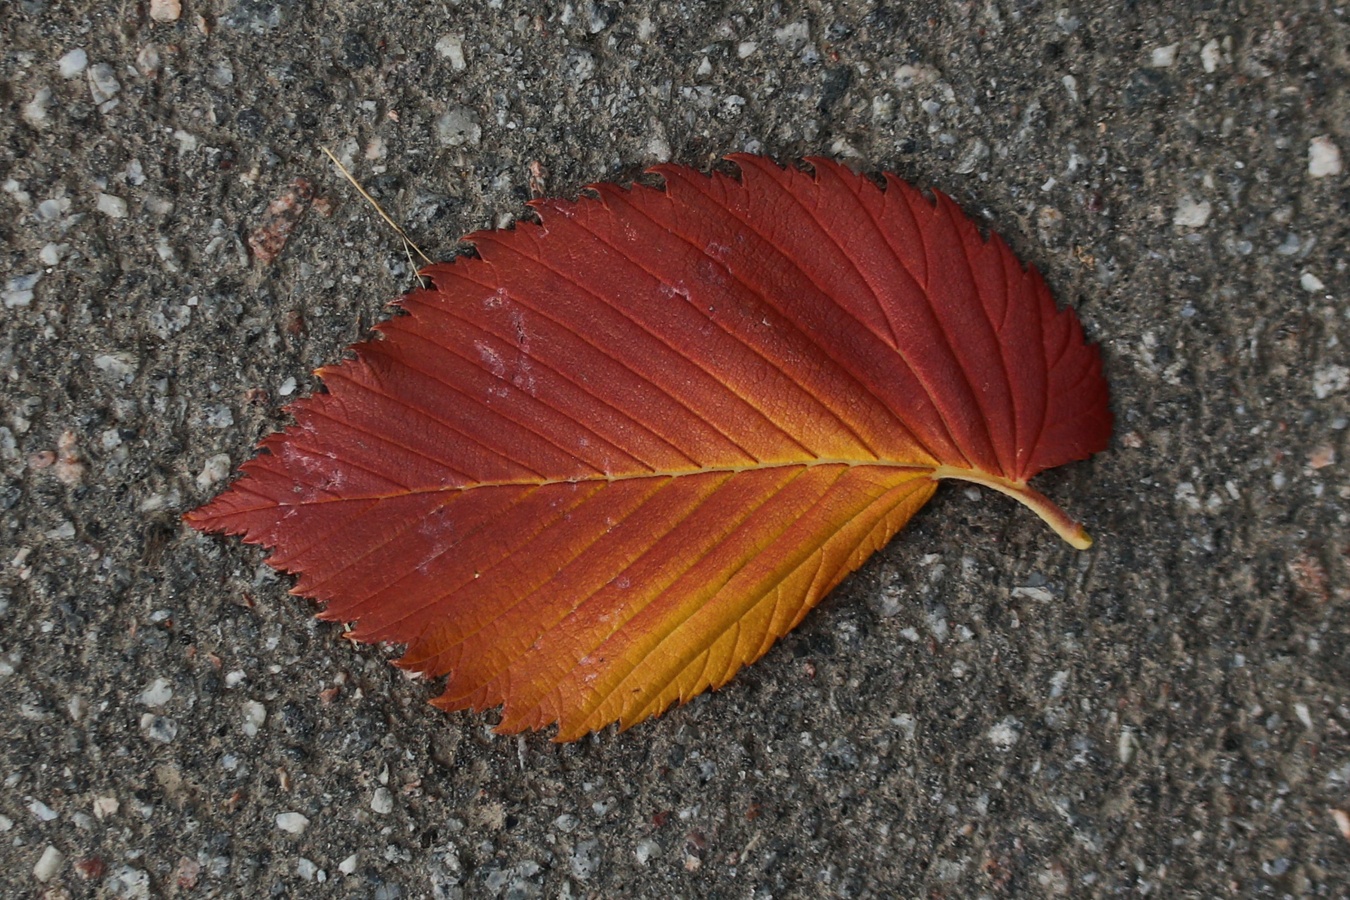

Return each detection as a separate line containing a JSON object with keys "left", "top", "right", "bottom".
{"left": 2, "top": 1, "right": 1349, "bottom": 897}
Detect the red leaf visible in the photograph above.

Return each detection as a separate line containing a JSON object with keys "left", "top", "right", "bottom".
{"left": 187, "top": 156, "right": 1111, "bottom": 739}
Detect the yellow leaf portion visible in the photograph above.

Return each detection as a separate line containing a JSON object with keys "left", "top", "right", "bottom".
{"left": 391, "top": 463, "right": 936, "bottom": 740}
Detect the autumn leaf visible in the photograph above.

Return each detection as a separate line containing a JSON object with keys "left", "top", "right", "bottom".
{"left": 187, "top": 156, "right": 1111, "bottom": 740}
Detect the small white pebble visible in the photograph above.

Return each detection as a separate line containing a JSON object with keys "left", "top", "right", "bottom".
{"left": 224, "top": 669, "right": 246, "bottom": 688}
{"left": 138, "top": 678, "right": 173, "bottom": 708}
{"left": 435, "top": 34, "right": 466, "bottom": 70}
{"left": 1200, "top": 39, "right": 1222, "bottom": 73}
{"left": 107, "top": 868, "right": 150, "bottom": 895}
{"left": 57, "top": 48, "right": 88, "bottom": 78}
{"left": 647, "top": 134, "right": 671, "bottom": 163}
{"left": 1011, "top": 585, "right": 1055, "bottom": 602}
{"left": 28, "top": 800, "right": 59, "bottom": 822}
{"left": 891, "top": 713, "right": 917, "bottom": 740}
{"left": 370, "top": 787, "right": 394, "bottom": 815}
{"left": 278, "top": 376, "right": 297, "bottom": 396}
{"left": 1150, "top": 43, "right": 1179, "bottom": 67}
{"left": 296, "top": 858, "right": 319, "bottom": 881}
{"left": 94, "top": 353, "right": 137, "bottom": 381}
{"left": 1331, "top": 808, "right": 1350, "bottom": 842}
{"left": 1173, "top": 195, "right": 1211, "bottom": 228}
{"left": 22, "top": 87, "right": 51, "bottom": 127}
{"left": 97, "top": 193, "right": 128, "bottom": 218}
{"left": 139, "top": 492, "right": 171, "bottom": 513}
{"left": 435, "top": 107, "right": 481, "bottom": 147}
{"left": 36, "top": 196, "right": 71, "bottom": 221}
{"left": 137, "top": 44, "right": 161, "bottom": 76}
{"left": 276, "top": 812, "right": 310, "bottom": 834}
{"left": 1050, "top": 670, "right": 1070, "bottom": 699}
{"left": 1300, "top": 272, "right": 1326, "bottom": 293}
{"left": 896, "top": 64, "right": 939, "bottom": 90}
{"left": 737, "top": 41, "right": 758, "bottom": 59}
{"left": 39, "top": 243, "right": 70, "bottom": 266}
{"left": 140, "top": 713, "right": 177, "bottom": 743}
{"left": 1314, "top": 364, "right": 1350, "bottom": 400}
{"left": 46, "top": 521, "right": 77, "bottom": 540}
{"left": 87, "top": 63, "right": 121, "bottom": 104}
{"left": 339, "top": 854, "right": 359, "bottom": 875}
{"left": 93, "top": 796, "right": 119, "bottom": 819}
{"left": 242, "top": 700, "right": 266, "bottom": 737}
{"left": 196, "top": 453, "right": 232, "bottom": 491}
{"left": 209, "top": 62, "right": 234, "bottom": 87}
{"left": 204, "top": 404, "right": 234, "bottom": 429}
{"left": 635, "top": 839, "right": 660, "bottom": 865}
{"left": 774, "top": 21, "right": 809, "bottom": 46}
{"left": 925, "top": 610, "right": 949, "bottom": 641}
{"left": 1118, "top": 726, "right": 1139, "bottom": 764}
{"left": 33, "top": 845, "right": 64, "bottom": 883}
{"left": 3, "top": 272, "right": 42, "bottom": 309}
{"left": 987, "top": 716, "right": 1021, "bottom": 749}
{"left": 1310, "top": 136, "right": 1343, "bottom": 178}
{"left": 155, "top": 237, "right": 179, "bottom": 271}
{"left": 173, "top": 129, "right": 198, "bottom": 153}
{"left": 149, "top": 0, "right": 181, "bottom": 22}
{"left": 1295, "top": 702, "right": 1314, "bottom": 730}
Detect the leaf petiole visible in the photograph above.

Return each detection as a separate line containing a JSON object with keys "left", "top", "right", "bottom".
{"left": 930, "top": 466, "right": 1093, "bottom": 550}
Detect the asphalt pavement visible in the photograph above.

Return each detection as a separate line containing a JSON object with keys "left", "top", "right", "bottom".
{"left": 1, "top": 1, "right": 1348, "bottom": 897}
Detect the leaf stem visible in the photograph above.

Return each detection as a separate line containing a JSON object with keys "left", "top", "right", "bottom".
{"left": 930, "top": 466, "right": 1093, "bottom": 550}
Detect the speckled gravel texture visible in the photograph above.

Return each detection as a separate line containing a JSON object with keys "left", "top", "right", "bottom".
{"left": 2, "top": 1, "right": 1349, "bottom": 897}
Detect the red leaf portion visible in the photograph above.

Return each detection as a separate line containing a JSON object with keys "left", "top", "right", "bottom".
{"left": 188, "top": 156, "right": 1111, "bottom": 739}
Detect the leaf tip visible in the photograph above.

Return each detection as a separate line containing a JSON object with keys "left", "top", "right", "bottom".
{"left": 181, "top": 496, "right": 224, "bottom": 534}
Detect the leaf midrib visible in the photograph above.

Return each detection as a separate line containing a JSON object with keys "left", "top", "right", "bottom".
{"left": 235, "top": 455, "right": 1085, "bottom": 549}
{"left": 268, "top": 457, "right": 943, "bottom": 505}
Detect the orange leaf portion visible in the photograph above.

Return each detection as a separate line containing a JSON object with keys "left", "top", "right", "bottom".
{"left": 187, "top": 156, "right": 1111, "bottom": 740}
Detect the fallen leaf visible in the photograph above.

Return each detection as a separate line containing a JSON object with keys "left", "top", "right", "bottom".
{"left": 187, "top": 156, "right": 1112, "bottom": 740}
